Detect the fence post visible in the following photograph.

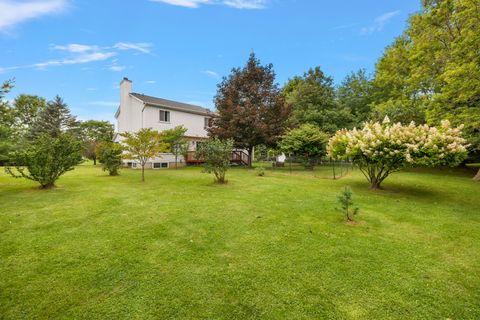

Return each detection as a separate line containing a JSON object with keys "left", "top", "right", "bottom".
{"left": 332, "top": 157, "right": 336, "bottom": 180}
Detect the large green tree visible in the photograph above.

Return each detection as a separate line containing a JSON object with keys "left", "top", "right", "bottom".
{"left": 337, "top": 69, "right": 375, "bottom": 126}
{"left": 79, "top": 120, "right": 114, "bottom": 165}
{"left": 284, "top": 66, "right": 355, "bottom": 134}
{"left": 0, "top": 79, "right": 14, "bottom": 164}
{"left": 209, "top": 53, "right": 291, "bottom": 166}
{"left": 373, "top": 0, "right": 480, "bottom": 157}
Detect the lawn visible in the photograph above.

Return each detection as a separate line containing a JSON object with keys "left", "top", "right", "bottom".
{"left": 0, "top": 165, "right": 479, "bottom": 319}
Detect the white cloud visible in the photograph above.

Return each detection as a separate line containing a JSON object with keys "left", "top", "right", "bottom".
{"left": 203, "top": 70, "right": 220, "bottom": 78}
{"left": 114, "top": 42, "right": 153, "bottom": 54}
{"left": 109, "top": 65, "right": 126, "bottom": 72}
{"left": 361, "top": 10, "right": 400, "bottom": 35}
{"left": 0, "top": 41, "right": 154, "bottom": 72}
{"left": 86, "top": 87, "right": 97, "bottom": 91}
{"left": 0, "top": 0, "right": 68, "bottom": 31}
{"left": 150, "top": 0, "right": 266, "bottom": 9}
{"left": 145, "top": 80, "right": 156, "bottom": 84}
{"left": 52, "top": 43, "right": 99, "bottom": 53}
{"left": 222, "top": 0, "right": 265, "bottom": 9}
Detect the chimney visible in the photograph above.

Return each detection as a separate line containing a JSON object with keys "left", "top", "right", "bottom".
{"left": 118, "top": 77, "right": 132, "bottom": 133}
{"left": 120, "top": 77, "right": 132, "bottom": 95}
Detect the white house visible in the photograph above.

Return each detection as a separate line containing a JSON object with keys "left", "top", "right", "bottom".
{"left": 114, "top": 77, "right": 215, "bottom": 168}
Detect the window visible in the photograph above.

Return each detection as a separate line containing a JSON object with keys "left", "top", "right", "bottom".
{"left": 153, "top": 162, "right": 168, "bottom": 169}
{"left": 159, "top": 110, "right": 170, "bottom": 122}
{"left": 204, "top": 117, "right": 212, "bottom": 129}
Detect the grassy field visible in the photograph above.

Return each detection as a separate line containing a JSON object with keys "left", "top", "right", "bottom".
{"left": 1, "top": 164, "right": 479, "bottom": 319}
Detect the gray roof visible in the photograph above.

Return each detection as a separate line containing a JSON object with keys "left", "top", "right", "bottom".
{"left": 131, "top": 93, "right": 212, "bottom": 115}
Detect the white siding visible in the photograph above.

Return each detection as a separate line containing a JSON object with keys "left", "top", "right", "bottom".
{"left": 142, "top": 106, "right": 209, "bottom": 138}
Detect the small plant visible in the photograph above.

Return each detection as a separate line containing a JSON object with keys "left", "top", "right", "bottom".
{"left": 255, "top": 166, "right": 265, "bottom": 177}
{"left": 336, "top": 186, "right": 359, "bottom": 222}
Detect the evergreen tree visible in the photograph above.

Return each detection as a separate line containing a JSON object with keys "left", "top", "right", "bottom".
{"left": 30, "top": 95, "right": 79, "bottom": 139}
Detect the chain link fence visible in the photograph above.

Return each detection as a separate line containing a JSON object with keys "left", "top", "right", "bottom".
{"left": 256, "top": 154, "right": 354, "bottom": 179}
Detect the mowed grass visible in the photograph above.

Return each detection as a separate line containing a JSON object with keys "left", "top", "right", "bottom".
{"left": 0, "top": 164, "right": 479, "bottom": 319}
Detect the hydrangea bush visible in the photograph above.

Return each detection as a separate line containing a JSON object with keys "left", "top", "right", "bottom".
{"left": 327, "top": 117, "right": 469, "bottom": 189}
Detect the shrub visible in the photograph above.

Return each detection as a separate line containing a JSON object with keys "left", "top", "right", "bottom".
{"left": 196, "top": 138, "right": 233, "bottom": 184}
{"left": 328, "top": 117, "right": 469, "bottom": 189}
{"left": 97, "top": 141, "right": 123, "bottom": 176}
{"left": 255, "top": 166, "right": 265, "bottom": 176}
{"left": 6, "top": 133, "right": 83, "bottom": 189}
{"left": 336, "top": 186, "right": 359, "bottom": 222}
{"left": 279, "top": 124, "right": 329, "bottom": 169}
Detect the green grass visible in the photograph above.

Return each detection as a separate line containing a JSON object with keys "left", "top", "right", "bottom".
{"left": 1, "top": 165, "right": 479, "bottom": 319}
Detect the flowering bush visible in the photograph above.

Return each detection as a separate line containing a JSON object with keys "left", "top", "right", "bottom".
{"left": 327, "top": 117, "right": 469, "bottom": 189}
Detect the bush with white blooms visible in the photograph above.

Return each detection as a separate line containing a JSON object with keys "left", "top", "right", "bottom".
{"left": 327, "top": 117, "right": 469, "bottom": 189}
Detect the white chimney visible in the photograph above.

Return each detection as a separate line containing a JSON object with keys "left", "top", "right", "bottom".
{"left": 118, "top": 77, "right": 132, "bottom": 133}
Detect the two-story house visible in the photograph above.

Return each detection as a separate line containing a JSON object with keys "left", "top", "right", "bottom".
{"left": 115, "top": 77, "right": 213, "bottom": 168}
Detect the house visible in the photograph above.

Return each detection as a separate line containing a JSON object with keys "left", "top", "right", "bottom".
{"left": 115, "top": 77, "right": 215, "bottom": 168}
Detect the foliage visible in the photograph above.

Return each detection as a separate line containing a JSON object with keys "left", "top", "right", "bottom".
{"left": 373, "top": 0, "right": 480, "bottom": 155}
{"left": 120, "top": 128, "right": 169, "bottom": 182}
{"left": 79, "top": 120, "right": 114, "bottom": 165}
{"left": 284, "top": 66, "right": 354, "bottom": 134}
{"left": 336, "top": 186, "right": 359, "bottom": 221}
{"left": 0, "top": 79, "right": 15, "bottom": 164}
{"left": 196, "top": 138, "right": 233, "bottom": 183}
{"left": 255, "top": 166, "right": 265, "bottom": 177}
{"left": 327, "top": 117, "right": 469, "bottom": 189}
{"left": 279, "top": 124, "right": 329, "bottom": 169}
{"left": 12, "top": 94, "right": 47, "bottom": 134}
{"left": 97, "top": 141, "right": 123, "bottom": 176}
{"left": 5, "top": 133, "right": 83, "bottom": 189}
{"left": 29, "top": 95, "right": 79, "bottom": 139}
{"left": 209, "top": 53, "right": 291, "bottom": 166}
{"left": 161, "top": 125, "right": 189, "bottom": 168}
{"left": 337, "top": 69, "right": 375, "bottom": 126}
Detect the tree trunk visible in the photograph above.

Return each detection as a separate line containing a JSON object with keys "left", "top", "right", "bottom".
{"left": 175, "top": 154, "right": 178, "bottom": 169}
{"left": 248, "top": 146, "right": 254, "bottom": 167}
{"left": 369, "top": 177, "right": 382, "bottom": 190}
{"left": 141, "top": 165, "right": 145, "bottom": 182}
{"left": 93, "top": 156, "right": 96, "bottom": 166}
{"left": 474, "top": 168, "right": 480, "bottom": 181}
{"left": 41, "top": 182, "right": 55, "bottom": 189}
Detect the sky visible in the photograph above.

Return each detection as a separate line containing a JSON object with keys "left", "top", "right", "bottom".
{"left": 0, "top": 0, "right": 421, "bottom": 123}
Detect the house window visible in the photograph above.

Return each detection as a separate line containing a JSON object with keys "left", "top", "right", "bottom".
{"left": 153, "top": 162, "right": 168, "bottom": 169}
{"left": 204, "top": 117, "right": 212, "bottom": 129}
{"left": 159, "top": 110, "right": 170, "bottom": 122}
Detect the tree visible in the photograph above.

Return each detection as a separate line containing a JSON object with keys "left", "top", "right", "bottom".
{"left": 6, "top": 133, "right": 83, "bottom": 189}
{"left": 196, "top": 138, "right": 234, "bottom": 184}
{"left": 29, "top": 95, "right": 79, "bottom": 139}
{"left": 161, "top": 126, "right": 189, "bottom": 169}
{"left": 372, "top": 0, "right": 480, "bottom": 157}
{"left": 284, "top": 66, "right": 354, "bottom": 134}
{"left": 79, "top": 120, "right": 114, "bottom": 165}
{"left": 209, "top": 53, "right": 291, "bottom": 166}
{"left": 0, "top": 79, "right": 14, "bottom": 165}
{"left": 97, "top": 141, "right": 123, "bottom": 176}
{"left": 120, "top": 128, "right": 170, "bottom": 182}
{"left": 12, "top": 94, "right": 47, "bottom": 132}
{"left": 337, "top": 69, "right": 375, "bottom": 127}
{"left": 327, "top": 117, "right": 469, "bottom": 189}
{"left": 278, "top": 124, "right": 329, "bottom": 169}
{"left": 336, "top": 186, "right": 359, "bottom": 222}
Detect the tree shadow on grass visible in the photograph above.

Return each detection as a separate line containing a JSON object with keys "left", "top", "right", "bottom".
{"left": 347, "top": 179, "right": 440, "bottom": 200}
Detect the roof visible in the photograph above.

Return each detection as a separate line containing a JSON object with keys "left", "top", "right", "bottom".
{"left": 131, "top": 93, "right": 212, "bottom": 116}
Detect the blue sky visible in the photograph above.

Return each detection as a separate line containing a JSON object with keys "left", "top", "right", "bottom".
{"left": 0, "top": 0, "right": 420, "bottom": 123}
